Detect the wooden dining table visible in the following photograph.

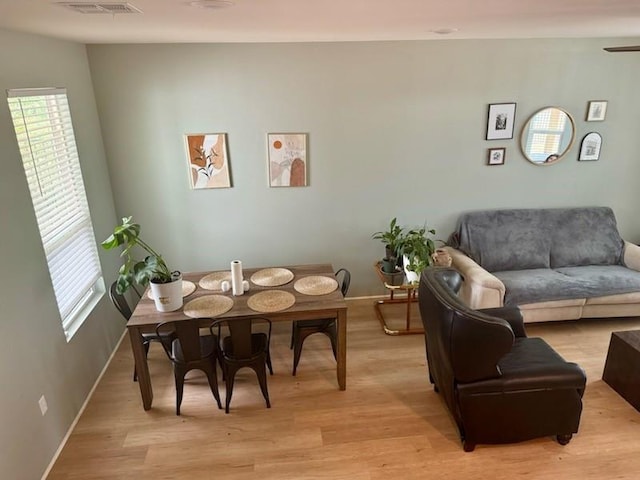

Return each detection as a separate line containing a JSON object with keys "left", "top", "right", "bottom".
{"left": 127, "top": 263, "right": 348, "bottom": 410}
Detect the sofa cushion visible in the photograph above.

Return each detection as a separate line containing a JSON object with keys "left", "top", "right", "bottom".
{"left": 455, "top": 209, "right": 551, "bottom": 272}
{"left": 495, "top": 266, "right": 640, "bottom": 306}
{"left": 555, "top": 265, "right": 640, "bottom": 294}
{"left": 549, "top": 207, "right": 624, "bottom": 268}
{"left": 494, "top": 269, "right": 586, "bottom": 306}
{"left": 458, "top": 338, "right": 586, "bottom": 395}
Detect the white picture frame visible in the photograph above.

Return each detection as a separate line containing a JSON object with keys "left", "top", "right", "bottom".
{"left": 486, "top": 103, "right": 516, "bottom": 140}
{"left": 586, "top": 101, "right": 607, "bottom": 122}
{"left": 578, "top": 132, "right": 602, "bottom": 161}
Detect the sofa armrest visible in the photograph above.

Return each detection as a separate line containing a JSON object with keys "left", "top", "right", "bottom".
{"left": 623, "top": 241, "right": 640, "bottom": 271}
{"left": 478, "top": 306, "right": 526, "bottom": 338}
{"left": 443, "top": 246, "right": 506, "bottom": 309}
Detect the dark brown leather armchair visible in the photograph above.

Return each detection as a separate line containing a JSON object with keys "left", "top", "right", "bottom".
{"left": 418, "top": 267, "right": 586, "bottom": 451}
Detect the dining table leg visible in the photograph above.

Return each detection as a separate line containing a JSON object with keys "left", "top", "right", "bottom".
{"left": 128, "top": 326, "right": 153, "bottom": 410}
{"left": 337, "top": 308, "right": 347, "bottom": 390}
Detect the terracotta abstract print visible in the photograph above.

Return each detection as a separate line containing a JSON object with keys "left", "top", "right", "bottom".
{"left": 268, "top": 133, "right": 307, "bottom": 187}
{"left": 186, "top": 133, "right": 231, "bottom": 189}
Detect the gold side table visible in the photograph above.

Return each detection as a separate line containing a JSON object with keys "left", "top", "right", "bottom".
{"left": 373, "top": 262, "right": 423, "bottom": 336}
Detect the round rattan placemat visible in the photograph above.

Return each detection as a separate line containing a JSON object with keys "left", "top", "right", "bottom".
{"left": 250, "top": 268, "right": 294, "bottom": 287}
{"left": 294, "top": 276, "right": 338, "bottom": 296}
{"left": 247, "top": 290, "right": 295, "bottom": 313}
{"left": 147, "top": 280, "right": 197, "bottom": 300}
{"left": 199, "top": 271, "right": 232, "bottom": 291}
{"left": 183, "top": 295, "right": 234, "bottom": 318}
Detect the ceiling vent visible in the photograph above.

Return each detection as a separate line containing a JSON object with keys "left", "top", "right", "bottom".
{"left": 188, "top": 0, "right": 235, "bottom": 9}
{"left": 56, "top": 2, "right": 143, "bottom": 14}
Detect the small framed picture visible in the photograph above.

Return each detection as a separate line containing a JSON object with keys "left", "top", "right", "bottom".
{"left": 487, "top": 147, "right": 506, "bottom": 165}
{"left": 578, "top": 132, "right": 602, "bottom": 161}
{"left": 267, "top": 133, "right": 308, "bottom": 187}
{"left": 486, "top": 103, "right": 516, "bottom": 140}
{"left": 586, "top": 101, "right": 607, "bottom": 121}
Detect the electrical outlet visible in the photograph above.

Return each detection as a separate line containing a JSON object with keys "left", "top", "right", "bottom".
{"left": 38, "top": 395, "right": 48, "bottom": 416}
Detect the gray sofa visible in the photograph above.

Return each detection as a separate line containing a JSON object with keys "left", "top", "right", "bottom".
{"left": 445, "top": 207, "right": 640, "bottom": 322}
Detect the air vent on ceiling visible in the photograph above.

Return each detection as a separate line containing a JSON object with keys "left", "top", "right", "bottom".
{"left": 56, "top": 2, "right": 143, "bottom": 14}
{"left": 188, "top": 0, "right": 235, "bottom": 9}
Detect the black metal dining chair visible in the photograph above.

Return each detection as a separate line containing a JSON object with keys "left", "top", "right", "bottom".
{"left": 290, "top": 268, "right": 350, "bottom": 375}
{"left": 156, "top": 318, "right": 223, "bottom": 415}
{"left": 109, "top": 282, "right": 174, "bottom": 381}
{"left": 212, "top": 317, "right": 273, "bottom": 413}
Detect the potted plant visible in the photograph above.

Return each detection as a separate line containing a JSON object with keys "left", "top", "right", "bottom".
{"left": 402, "top": 225, "right": 437, "bottom": 283}
{"left": 372, "top": 217, "right": 405, "bottom": 272}
{"left": 102, "top": 216, "right": 183, "bottom": 312}
{"left": 372, "top": 217, "right": 406, "bottom": 285}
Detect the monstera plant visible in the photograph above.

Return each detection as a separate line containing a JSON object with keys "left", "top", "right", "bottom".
{"left": 101, "top": 216, "right": 176, "bottom": 295}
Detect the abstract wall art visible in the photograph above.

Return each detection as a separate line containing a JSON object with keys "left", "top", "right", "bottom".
{"left": 267, "top": 133, "right": 308, "bottom": 187}
{"left": 185, "top": 133, "right": 231, "bottom": 189}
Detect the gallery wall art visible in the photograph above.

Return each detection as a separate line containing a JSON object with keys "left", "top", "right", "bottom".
{"left": 267, "top": 133, "right": 307, "bottom": 187}
{"left": 185, "top": 133, "right": 231, "bottom": 189}
{"left": 486, "top": 103, "right": 516, "bottom": 140}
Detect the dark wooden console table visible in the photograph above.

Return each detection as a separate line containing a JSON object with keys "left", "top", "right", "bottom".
{"left": 602, "top": 330, "right": 640, "bottom": 412}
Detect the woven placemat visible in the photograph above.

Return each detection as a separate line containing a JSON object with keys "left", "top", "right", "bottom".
{"left": 199, "top": 271, "right": 232, "bottom": 291}
{"left": 147, "top": 280, "right": 197, "bottom": 300}
{"left": 247, "top": 290, "right": 295, "bottom": 313}
{"left": 294, "top": 276, "right": 338, "bottom": 296}
{"left": 183, "top": 295, "right": 234, "bottom": 318}
{"left": 250, "top": 268, "right": 294, "bottom": 287}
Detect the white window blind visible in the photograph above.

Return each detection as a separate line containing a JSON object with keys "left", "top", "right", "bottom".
{"left": 7, "top": 88, "right": 103, "bottom": 340}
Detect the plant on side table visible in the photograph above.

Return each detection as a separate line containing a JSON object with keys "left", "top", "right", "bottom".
{"left": 372, "top": 217, "right": 404, "bottom": 272}
{"left": 102, "top": 216, "right": 183, "bottom": 312}
{"left": 402, "top": 225, "right": 437, "bottom": 283}
{"left": 372, "top": 217, "right": 406, "bottom": 286}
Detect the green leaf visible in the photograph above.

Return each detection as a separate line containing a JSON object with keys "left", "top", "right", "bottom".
{"left": 101, "top": 234, "right": 119, "bottom": 250}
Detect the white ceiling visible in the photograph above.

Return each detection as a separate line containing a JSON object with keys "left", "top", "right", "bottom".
{"left": 1, "top": 0, "right": 640, "bottom": 44}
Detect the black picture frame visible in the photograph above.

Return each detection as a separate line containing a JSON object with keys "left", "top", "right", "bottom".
{"left": 486, "top": 103, "right": 516, "bottom": 140}
{"left": 578, "top": 132, "right": 602, "bottom": 161}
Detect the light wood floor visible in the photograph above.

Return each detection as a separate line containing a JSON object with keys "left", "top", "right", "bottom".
{"left": 48, "top": 299, "right": 640, "bottom": 479}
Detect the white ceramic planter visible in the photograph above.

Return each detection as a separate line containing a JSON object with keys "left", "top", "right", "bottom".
{"left": 149, "top": 274, "right": 183, "bottom": 312}
{"left": 403, "top": 255, "right": 420, "bottom": 283}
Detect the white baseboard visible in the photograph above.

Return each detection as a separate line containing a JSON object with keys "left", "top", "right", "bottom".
{"left": 345, "top": 294, "right": 387, "bottom": 301}
{"left": 41, "top": 329, "right": 128, "bottom": 480}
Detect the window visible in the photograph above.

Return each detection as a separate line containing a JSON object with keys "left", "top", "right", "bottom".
{"left": 7, "top": 88, "right": 104, "bottom": 340}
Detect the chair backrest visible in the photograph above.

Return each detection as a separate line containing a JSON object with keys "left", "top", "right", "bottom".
{"left": 418, "top": 268, "right": 516, "bottom": 423}
{"left": 419, "top": 267, "right": 515, "bottom": 381}
{"left": 212, "top": 317, "right": 271, "bottom": 361}
{"left": 335, "top": 268, "right": 351, "bottom": 297}
{"left": 109, "top": 282, "right": 141, "bottom": 321}
{"left": 156, "top": 318, "right": 214, "bottom": 364}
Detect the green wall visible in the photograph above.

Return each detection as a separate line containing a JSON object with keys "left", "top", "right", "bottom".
{"left": 87, "top": 38, "right": 640, "bottom": 296}
{"left": 0, "top": 29, "right": 121, "bottom": 479}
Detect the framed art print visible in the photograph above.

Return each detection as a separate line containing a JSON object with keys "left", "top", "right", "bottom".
{"left": 487, "top": 147, "right": 506, "bottom": 165}
{"left": 578, "top": 132, "right": 602, "bottom": 161}
{"left": 586, "top": 101, "right": 607, "bottom": 121}
{"left": 267, "top": 133, "right": 308, "bottom": 187}
{"left": 185, "top": 133, "right": 231, "bottom": 189}
{"left": 486, "top": 103, "right": 516, "bottom": 140}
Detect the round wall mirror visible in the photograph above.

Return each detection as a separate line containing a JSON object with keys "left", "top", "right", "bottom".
{"left": 520, "top": 107, "right": 576, "bottom": 166}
